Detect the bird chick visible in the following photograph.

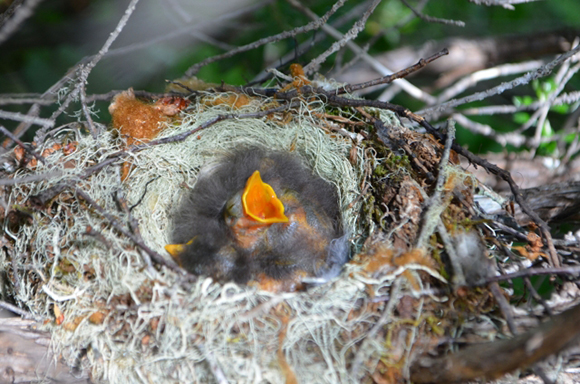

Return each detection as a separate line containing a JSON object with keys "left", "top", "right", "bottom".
{"left": 166, "top": 147, "right": 349, "bottom": 290}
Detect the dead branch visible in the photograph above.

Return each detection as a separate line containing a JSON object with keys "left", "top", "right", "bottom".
{"left": 0, "top": 0, "right": 44, "bottom": 45}
{"left": 184, "top": 0, "right": 348, "bottom": 76}
{"left": 418, "top": 43, "right": 580, "bottom": 118}
{"left": 410, "top": 301, "right": 580, "bottom": 383}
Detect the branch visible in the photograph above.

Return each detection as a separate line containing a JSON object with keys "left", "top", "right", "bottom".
{"left": 410, "top": 301, "right": 580, "bottom": 382}
{"left": 50, "top": 0, "right": 141, "bottom": 123}
{"left": 0, "top": 0, "right": 44, "bottom": 45}
{"left": 301, "top": 0, "right": 382, "bottom": 74}
{"left": 288, "top": 0, "right": 437, "bottom": 103}
{"left": 400, "top": 0, "right": 465, "bottom": 27}
{"left": 74, "top": 188, "right": 183, "bottom": 274}
{"left": 184, "top": 0, "right": 349, "bottom": 76}
{"left": 337, "top": 48, "right": 449, "bottom": 94}
{"left": 419, "top": 43, "right": 580, "bottom": 118}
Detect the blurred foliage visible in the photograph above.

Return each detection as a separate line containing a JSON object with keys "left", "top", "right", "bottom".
{"left": 1, "top": 0, "right": 579, "bottom": 152}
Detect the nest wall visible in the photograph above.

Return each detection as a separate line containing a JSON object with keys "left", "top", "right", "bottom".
{"left": 0, "top": 96, "right": 454, "bottom": 383}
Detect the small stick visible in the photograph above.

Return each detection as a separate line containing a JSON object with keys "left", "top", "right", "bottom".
{"left": 0, "top": 124, "right": 46, "bottom": 165}
{"left": 337, "top": 48, "right": 449, "bottom": 94}
{"left": 74, "top": 188, "right": 183, "bottom": 274}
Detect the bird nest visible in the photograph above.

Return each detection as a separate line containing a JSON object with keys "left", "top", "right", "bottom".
{"left": 0, "top": 84, "right": 543, "bottom": 383}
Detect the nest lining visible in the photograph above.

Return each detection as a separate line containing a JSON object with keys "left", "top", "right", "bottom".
{"left": 0, "top": 95, "right": 451, "bottom": 383}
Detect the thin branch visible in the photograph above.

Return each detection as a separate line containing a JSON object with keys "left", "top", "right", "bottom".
{"left": 437, "top": 60, "right": 544, "bottom": 104}
{"left": 0, "top": 96, "right": 54, "bottom": 106}
{"left": 530, "top": 61, "right": 580, "bottom": 152}
{"left": 415, "top": 120, "right": 455, "bottom": 249}
{"left": 301, "top": 0, "right": 382, "bottom": 74}
{"left": 0, "top": 171, "right": 63, "bottom": 186}
{"left": 0, "top": 125, "right": 46, "bottom": 165}
{"left": 74, "top": 187, "right": 182, "bottom": 274}
{"left": 286, "top": 0, "right": 437, "bottom": 103}
{"left": 184, "top": 0, "right": 349, "bottom": 77}
{"left": 0, "top": 109, "right": 54, "bottom": 128}
{"left": 0, "top": 0, "right": 44, "bottom": 45}
{"left": 50, "top": 0, "right": 141, "bottom": 123}
{"left": 400, "top": 0, "right": 465, "bottom": 27}
{"left": 452, "top": 113, "right": 527, "bottom": 147}
{"left": 0, "top": 300, "right": 34, "bottom": 319}
{"left": 469, "top": 0, "right": 542, "bottom": 10}
{"left": 338, "top": 48, "right": 449, "bottom": 94}
{"left": 79, "top": 81, "right": 99, "bottom": 138}
{"left": 481, "top": 265, "right": 580, "bottom": 285}
{"left": 411, "top": 301, "right": 580, "bottom": 382}
{"left": 461, "top": 90, "right": 580, "bottom": 116}
{"left": 418, "top": 43, "right": 580, "bottom": 119}
{"left": 250, "top": 0, "right": 373, "bottom": 85}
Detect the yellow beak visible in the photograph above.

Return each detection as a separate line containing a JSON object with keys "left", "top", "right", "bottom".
{"left": 165, "top": 238, "right": 194, "bottom": 258}
{"left": 242, "top": 171, "right": 288, "bottom": 223}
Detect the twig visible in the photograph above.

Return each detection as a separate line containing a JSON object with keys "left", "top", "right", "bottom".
{"left": 0, "top": 109, "right": 54, "bottom": 128}
{"left": 437, "top": 60, "right": 544, "bottom": 104}
{"left": 479, "top": 265, "right": 580, "bottom": 286}
{"left": 50, "top": 0, "right": 141, "bottom": 123}
{"left": 0, "top": 300, "right": 34, "bottom": 319}
{"left": 337, "top": 48, "right": 449, "bottom": 94}
{"left": 469, "top": 0, "right": 542, "bottom": 10}
{"left": 250, "top": 0, "right": 372, "bottom": 85}
{"left": 74, "top": 187, "right": 182, "bottom": 274}
{"left": 288, "top": 0, "right": 436, "bottom": 103}
{"left": 451, "top": 113, "right": 527, "bottom": 147}
{"left": 530, "top": 60, "right": 580, "bottom": 153}
{"left": 418, "top": 43, "right": 580, "bottom": 118}
{"left": 0, "top": 0, "right": 44, "bottom": 45}
{"left": 400, "top": 0, "right": 465, "bottom": 27}
{"left": 78, "top": 80, "right": 99, "bottom": 138}
{"left": 0, "top": 125, "right": 46, "bottom": 165}
{"left": 489, "top": 281, "right": 517, "bottom": 335}
{"left": 0, "top": 171, "right": 63, "bottom": 186}
{"left": 184, "top": 0, "right": 348, "bottom": 76}
{"left": 301, "top": 0, "right": 382, "bottom": 74}
{"left": 410, "top": 301, "right": 580, "bottom": 382}
{"left": 415, "top": 120, "right": 455, "bottom": 249}
{"left": 0, "top": 95, "right": 54, "bottom": 106}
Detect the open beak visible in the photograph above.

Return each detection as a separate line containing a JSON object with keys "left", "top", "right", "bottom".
{"left": 242, "top": 171, "right": 289, "bottom": 223}
{"left": 165, "top": 170, "right": 289, "bottom": 258}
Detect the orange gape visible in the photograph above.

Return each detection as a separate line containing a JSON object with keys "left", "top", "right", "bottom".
{"left": 242, "top": 171, "right": 288, "bottom": 223}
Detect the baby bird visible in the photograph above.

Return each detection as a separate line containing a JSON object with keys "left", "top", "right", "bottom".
{"left": 166, "top": 147, "right": 349, "bottom": 290}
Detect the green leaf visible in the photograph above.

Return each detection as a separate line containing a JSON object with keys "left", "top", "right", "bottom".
{"left": 538, "top": 140, "right": 557, "bottom": 156}
{"left": 564, "top": 133, "right": 578, "bottom": 144}
{"left": 541, "top": 120, "right": 553, "bottom": 137}
{"left": 513, "top": 112, "right": 530, "bottom": 124}
{"left": 551, "top": 103, "right": 570, "bottom": 114}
